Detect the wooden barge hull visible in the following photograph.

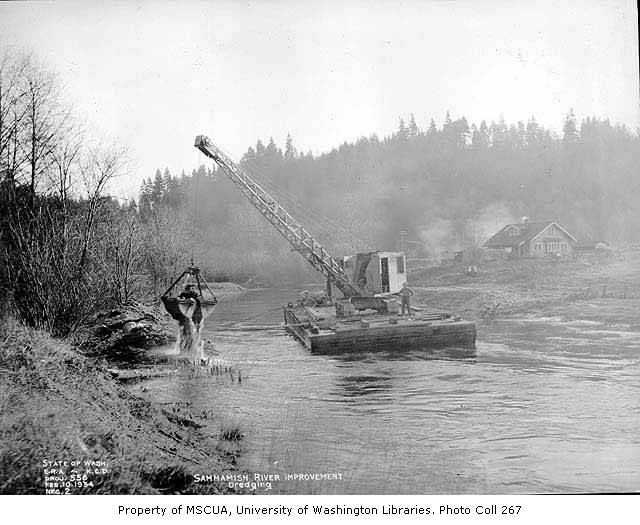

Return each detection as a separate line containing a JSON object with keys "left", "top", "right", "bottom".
{"left": 284, "top": 306, "right": 476, "bottom": 353}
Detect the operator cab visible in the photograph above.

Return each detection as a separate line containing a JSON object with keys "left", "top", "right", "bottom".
{"left": 340, "top": 251, "right": 407, "bottom": 295}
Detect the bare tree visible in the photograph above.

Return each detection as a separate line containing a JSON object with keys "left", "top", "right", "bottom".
{"left": 0, "top": 48, "right": 28, "bottom": 198}
{"left": 20, "top": 58, "right": 70, "bottom": 212}
{"left": 48, "top": 121, "right": 83, "bottom": 238}
{"left": 141, "top": 202, "right": 193, "bottom": 295}
{"left": 78, "top": 141, "right": 129, "bottom": 272}
{"left": 102, "top": 205, "right": 143, "bottom": 304}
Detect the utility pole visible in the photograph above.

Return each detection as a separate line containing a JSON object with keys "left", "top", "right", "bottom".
{"left": 399, "top": 230, "right": 408, "bottom": 253}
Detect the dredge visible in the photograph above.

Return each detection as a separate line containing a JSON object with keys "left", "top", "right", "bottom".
{"left": 194, "top": 135, "right": 476, "bottom": 353}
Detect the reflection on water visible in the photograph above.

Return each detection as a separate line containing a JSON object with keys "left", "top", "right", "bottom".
{"left": 140, "top": 288, "right": 640, "bottom": 494}
{"left": 336, "top": 373, "right": 393, "bottom": 398}
{"left": 333, "top": 346, "right": 477, "bottom": 363}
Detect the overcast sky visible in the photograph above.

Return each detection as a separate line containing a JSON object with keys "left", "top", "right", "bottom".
{"left": 1, "top": 0, "right": 638, "bottom": 197}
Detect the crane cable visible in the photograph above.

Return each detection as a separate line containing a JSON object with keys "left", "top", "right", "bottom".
{"left": 209, "top": 147, "right": 353, "bottom": 251}
{"left": 212, "top": 143, "right": 358, "bottom": 246}
{"left": 240, "top": 168, "right": 354, "bottom": 251}
{"left": 190, "top": 163, "right": 200, "bottom": 266}
{"left": 242, "top": 161, "right": 369, "bottom": 250}
{"left": 245, "top": 169, "right": 360, "bottom": 251}
{"left": 215, "top": 143, "right": 372, "bottom": 252}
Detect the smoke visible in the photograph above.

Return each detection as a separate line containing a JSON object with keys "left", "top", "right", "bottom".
{"left": 417, "top": 202, "right": 518, "bottom": 257}
{"left": 418, "top": 217, "right": 457, "bottom": 256}
{"left": 466, "top": 202, "right": 518, "bottom": 246}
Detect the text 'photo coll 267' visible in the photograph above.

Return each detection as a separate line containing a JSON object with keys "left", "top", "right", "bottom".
{"left": 0, "top": 0, "right": 639, "bottom": 520}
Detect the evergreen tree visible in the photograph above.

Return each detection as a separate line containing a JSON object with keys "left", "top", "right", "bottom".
{"left": 427, "top": 118, "right": 438, "bottom": 136}
{"left": 162, "top": 168, "right": 172, "bottom": 204}
{"left": 397, "top": 117, "right": 408, "bottom": 141}
{"left": 284, "top": 134, "right": 297, "bottom": 160}
{"left": 151, "top": 169, "right": 165, "bottom": 205}
{"left": 471, "top": 121, "right": 490, "bottom": 149}
{"left": 408, "top": 114, "right": 420, "bottom": 139}
{"left": 563, "top": 108, "right": 579, "bottom": 142}
{"left": 255, "top": 139, "right": 266, "bottom": 158}
{"left": 443, "top": 111, "right": 452, "bottom": 130}
{"left": 242, "top": 146, "right": 257, "bottom": 165}
{"left": 479, "top": 121, "right": 490, "bottom": 146}
{"left": 138, "top": 178, "right": 153, "bottom": 218}
{"left": 454, "top": 117, "right": 470, "bottom": 149}
{"left": 526, "top": 117, "right": 541, "bottom": 145}
{"left": 490, "top": 117, "right": 508, "bottom": 148}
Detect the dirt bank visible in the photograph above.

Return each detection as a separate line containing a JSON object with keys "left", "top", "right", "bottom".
{"left": 408, "top": 252, "right": 640, "bottom": 324}
{"left": 0, "top": 320, "right": 247, "bottom": 494}
{"left": 71, "top": 301, "right": 175, "bottom": 365}
{"left": 0, "top": 281, "right": 248, "bottom": 495}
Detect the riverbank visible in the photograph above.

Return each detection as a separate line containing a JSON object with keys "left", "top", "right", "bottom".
{"left": 0, "top": 282, "right": 248, "bottom": 495}
{"left": 408, "top": 252, "right": 640, "bottom": 326}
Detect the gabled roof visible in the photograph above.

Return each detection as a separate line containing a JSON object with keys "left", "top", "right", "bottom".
{"left": 484, "top": 221, "right": 577, "bottom": 248}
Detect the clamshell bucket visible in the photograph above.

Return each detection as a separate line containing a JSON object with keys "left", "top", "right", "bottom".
{"left": 160, "top": 264, "right": 218, "bottom": 331}
{"left": 161, "top": 296, "right": 217, "bottom": 330}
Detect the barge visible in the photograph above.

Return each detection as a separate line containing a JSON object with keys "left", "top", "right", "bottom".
{"left": 284, "top": 305, "right": 476, "bottom": 353}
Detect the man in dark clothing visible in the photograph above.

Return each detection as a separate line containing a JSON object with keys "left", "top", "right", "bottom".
{"left": 399, "top": 282, "right": 415, "bottom": 317}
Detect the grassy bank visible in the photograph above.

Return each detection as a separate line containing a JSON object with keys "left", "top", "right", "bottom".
{"left": 0, "top": 319, "right": 245, "bottom": 495}
{"left": 408, "top": 252, "right": 640, "bottom": 324}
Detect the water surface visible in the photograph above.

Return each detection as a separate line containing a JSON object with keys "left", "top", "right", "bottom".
{"left": 142, "top": 288, "right": 640, "bottom": 494}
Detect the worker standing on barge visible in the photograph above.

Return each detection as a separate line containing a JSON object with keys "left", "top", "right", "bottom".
{"left": 399, "top": 282, "right": 415, "bottom": 317}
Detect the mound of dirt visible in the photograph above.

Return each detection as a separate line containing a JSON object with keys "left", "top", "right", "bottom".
{"left": 72, "top": 301, "right": 175, "bottom": 364}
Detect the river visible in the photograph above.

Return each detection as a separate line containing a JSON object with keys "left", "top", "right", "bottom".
{"left": 140, "top": 288, "right": 640, "bottom": 494}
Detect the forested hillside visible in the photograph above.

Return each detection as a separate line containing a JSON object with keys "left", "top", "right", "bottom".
{"left": 140, "top": 111, "right": 640, "bottom": 284}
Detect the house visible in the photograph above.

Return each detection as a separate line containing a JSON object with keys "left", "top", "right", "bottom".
{"left": 484, "top": 219, "right": 578, "bottom": 257}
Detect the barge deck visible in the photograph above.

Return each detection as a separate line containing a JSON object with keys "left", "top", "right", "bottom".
{"left": 284, "top": 305, "right": 476, "bottom": 353}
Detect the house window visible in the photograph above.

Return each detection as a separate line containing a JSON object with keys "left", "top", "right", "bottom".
{"left": 508, "top": 227, "right": 519, "bottom": 236}
{"left": 396, "top": 255, "right": 405, "bottom": 274}
{"left": 547, "top": 242, "right": 561, "bottom": 254}
{"left": 535, "top": 243, "right": 541, "bottom": 251}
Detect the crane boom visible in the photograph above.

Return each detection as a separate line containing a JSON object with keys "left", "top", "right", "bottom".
{"left": 194, "top": 135, "right": 362, "bottom": 297}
